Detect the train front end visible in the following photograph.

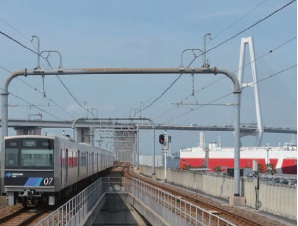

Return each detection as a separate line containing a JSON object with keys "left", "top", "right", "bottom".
{"left": 3, "top": 136, "right": 55, "bottom": 206}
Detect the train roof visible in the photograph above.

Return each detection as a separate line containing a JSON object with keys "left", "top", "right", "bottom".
{"left": 4, "top": 134, "right": 74, "bottom": 141}
{"left": 4, "top": 134, "right": 111, "bottom": 152}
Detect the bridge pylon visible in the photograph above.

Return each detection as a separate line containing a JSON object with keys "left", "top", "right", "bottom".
{"left": 238, "top": 37, "right": 263, "bottom": 146}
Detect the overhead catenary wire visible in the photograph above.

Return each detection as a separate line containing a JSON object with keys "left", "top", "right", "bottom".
{"left": 154, "top": 36, "right": 296, "bottom": 121}
{"left": 0, "top": 87, "right": 66, "bottom": 121}
{"left": 162, "top": 64, "right": 296, "bottom": 124}
{"left": 0, "top": 64, "right": 76, "bottom": 119}
{"left": 0, "top": 16, "right": 32, "bottom": 42}
{"left": 0, "top": 1, "right": 295, "bottom": 123}
{"left": 205, "top": 0, "right": 296, "bottom": 58}
{"left": 211, "top": 0, "right": 268, "bottom": 41}
{"left": 137, "top": 0, "right": 296, "bottom": 116}
{"left": 0, "top": 29, "right": 94, "bottom": 118}
{"left": 0, "top": 25, "right": 78, "bottom": 120}
{"left": 186, "top": 36, "right": 297, "bottom": 101}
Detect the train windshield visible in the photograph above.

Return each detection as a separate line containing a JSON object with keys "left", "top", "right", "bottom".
{"left": 5, "top": 138, "right": 54, "bottom": 169}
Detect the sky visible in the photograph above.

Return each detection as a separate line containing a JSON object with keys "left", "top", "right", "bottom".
{"left": 0, "top": 0, "right": 296, "bottom": 155}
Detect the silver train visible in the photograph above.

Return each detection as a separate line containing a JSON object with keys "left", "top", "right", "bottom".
{"left": 1, "top": 134, "right": 115, "bottom": 206}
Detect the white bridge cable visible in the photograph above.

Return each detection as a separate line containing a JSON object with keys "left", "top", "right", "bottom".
{"left": 138, "top": 0, "right": 296, "bottom": 116}
{"left": 154, "top": 36, "right": 296, "bottom": 121}
{"left": 161, "top": 64, "right": 296, "bottom": 124}
{"left": 243, "top": 65, "right": 297, "bottom": 128}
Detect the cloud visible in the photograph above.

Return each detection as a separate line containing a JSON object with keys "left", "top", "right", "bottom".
{"left": 66, "top": 104, "right": 86, "bottom": 116}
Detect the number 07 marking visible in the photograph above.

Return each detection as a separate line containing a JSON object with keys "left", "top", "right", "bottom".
{"left": 43, "top": 178, "right": 53, "bottom": 185}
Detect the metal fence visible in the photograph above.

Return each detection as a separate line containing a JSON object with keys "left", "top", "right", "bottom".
{"left": 132, "top": 179, "right": 235, "bottom": 226}
{"left": 35, "top": 178, "right": 104, "bottom": 226}
{"left": 36, "top": 177, "right": 235, "bottom": 226}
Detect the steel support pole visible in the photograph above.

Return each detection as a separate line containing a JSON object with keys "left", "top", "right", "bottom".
{"left": 136, "top": 126, "right": 139, "bottom": 170}
{"left": 152, "top": 124, "right": 156, "bottom": 176}
{"left": 1, "top": 67, "right": 241, "bottom": 195}
{"left": 234, "top": 92, "right": 241, "bottom": 196}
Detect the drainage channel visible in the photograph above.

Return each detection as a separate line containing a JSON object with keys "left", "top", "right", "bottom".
{"left": 92, "top": 193, "right": 151, "bottom": 226}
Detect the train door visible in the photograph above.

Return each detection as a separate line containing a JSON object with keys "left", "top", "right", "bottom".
{"left": 86, "top": 152, "right": 89, "bottom": 175}
{"left": 91, "top": 152, "right": 93, "bottom": 174}
{"left": 61, "top": 148, "right": 63, "bottom": 187}
{"left": 104, "top": 155, "right": 106, "bottom": 168}
{"left": 100, "top": 153, "right": 103, "bottom": 170}
{"left": 78, "top": 150, "right": 80, "bottom": 178}
{"left": 65, "top": 149, "right": 68, "bottom": 185}
{"left": 97, "top": 153, "right": 99, "bottom": 172}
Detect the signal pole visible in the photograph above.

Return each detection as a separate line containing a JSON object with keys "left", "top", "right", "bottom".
{"left": 164, "top": 131, "right": 167, "bottom": 182}
{"left": 160, "top": 130, "right": 171, "bottom": 182}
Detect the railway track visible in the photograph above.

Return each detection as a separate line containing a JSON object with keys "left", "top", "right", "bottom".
{"left": 122, "top": 163, "right": 287, "bottom": 226}
{"left": 0, "top": 204, "right": 53, "bottom": 226}
{"left": 0, "top": 163, "right": 121, "bottom": 226}
{"left": 0, "top": 163, "right": 287, "bottom": 225}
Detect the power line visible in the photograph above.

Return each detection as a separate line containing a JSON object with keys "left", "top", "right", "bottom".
{"left": 54, "top": 75, "right": 88, "bottom": 111}
{"left": 162, "top": 64, "right": 296, "bottom": 124}
{"left": 164, "top": 93, "right": 233, "bottom": 123}
{"left": 0, "top": 30, "right": 37, "bottom": 55}
{"left": 138, "top": 0, "right": 295, "bottom": 115}
{"left": 212, "top": 0, "right": 268, "bottom": 40}
{"left": 0, "top": 16, "right": 31, "bottom": 42}
{"left": 206, "top": 0, "right": 296, "bottom": 56}
{"left": 41, "top": 56, "right": 91, "bottom": 115}
{"left": 245, "top": 64, "right": 297, "bottom": 86}
{"left": 1, "top": 87, "right": 65, "bottom": 121}
{"left": 190, "top": 37, "right": 296, "bottom": 100}
{"left": 153, "top": 36, "right": 296, "bottom": 121}
{"left": 0, "top": 29, "right": 93, "bottom": 118}
{"left": 0, "top": 64, "right": 76, "bottom": 119}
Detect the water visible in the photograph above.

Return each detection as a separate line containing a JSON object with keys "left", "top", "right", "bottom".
{"left": 166, "top": 157, "right": 180, "bottom": 169}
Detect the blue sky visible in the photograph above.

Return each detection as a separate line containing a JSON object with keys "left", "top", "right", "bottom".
{"left": 0, "top": 0, "right": 296, "bottom": 153}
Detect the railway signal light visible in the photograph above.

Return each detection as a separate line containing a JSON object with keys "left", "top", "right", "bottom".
{"left": 159, "top": 134, "right": 165, "bottom": 144}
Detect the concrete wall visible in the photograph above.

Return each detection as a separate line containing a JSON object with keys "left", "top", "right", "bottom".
{"left": 244, "top": 179, "right": 297, "bottom": 220}
{"left": 139, "top": 165, "right": 297, "bottom": 221}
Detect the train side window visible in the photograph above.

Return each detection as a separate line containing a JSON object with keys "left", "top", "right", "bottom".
{"left": 69, "top": 151, "right": 73, "bottom": 168}
{"left": 62, "top": 149, "right": 65, "bottom": 167}
{"left": 73, "top": 151, "right": 77, "bottom": 167}
{"left": 81, "top": 152, "right": 86, "bottom": 166}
